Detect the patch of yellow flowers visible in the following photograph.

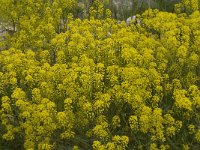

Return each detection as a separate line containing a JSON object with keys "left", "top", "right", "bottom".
{"left": 0, "top": 2, "right": 200, "bottom": 150}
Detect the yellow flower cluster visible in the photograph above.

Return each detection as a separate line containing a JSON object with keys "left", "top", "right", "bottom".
{"left": 0, "top": 3, "right": 200, "bottom": 149}
{"left": 175, "top": 0, "right": 199, "bottom": 14}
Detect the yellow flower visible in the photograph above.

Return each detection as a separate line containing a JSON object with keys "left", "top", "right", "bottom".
{"left": 112, "top": 115, "right": 121, "bottom": 128}
{"left": 195, "top": 129, "right": 200, "bottom": 143}
{"left": 188, "top": 124, "right": 195, "bottom": 134}
{"left": 129, "top": 115, "right": 138, "bottom": 131}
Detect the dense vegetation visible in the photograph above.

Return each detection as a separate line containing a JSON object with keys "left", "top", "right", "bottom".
{"left": 0, "top": 0, "right": 200, "bottom": 149}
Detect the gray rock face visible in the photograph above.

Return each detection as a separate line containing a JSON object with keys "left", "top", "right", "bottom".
{"left": 109, "top": 0, "right": 180, "bottom": 20}
{"left": 110, "top": 0, "right": 135, "bottom": 19}
{"left": 77, "top": 0, "right": 180, "bottom": 20}
{"left": 0, "top": 22, "right": 15, "bottom": 42}
{"left": 126, "top": 15, "right": 136, "bottom": 25}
